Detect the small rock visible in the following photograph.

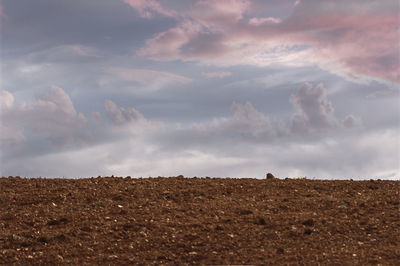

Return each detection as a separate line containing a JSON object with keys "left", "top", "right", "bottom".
{"left": 338, "top": 205, "right": 347, "bottom": 210}
{"left": 266, "top": 173, "right": 275, "bottom": 179}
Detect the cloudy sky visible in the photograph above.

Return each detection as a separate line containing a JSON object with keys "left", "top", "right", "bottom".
{"left": 0, "top": 0, "right": 399, "bottom": 179}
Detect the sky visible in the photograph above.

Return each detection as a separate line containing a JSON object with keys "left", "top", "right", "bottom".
{"left": 0, "top": 0, "right": 399, "bottom": 179}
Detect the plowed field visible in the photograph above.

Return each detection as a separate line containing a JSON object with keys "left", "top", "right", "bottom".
{"left": 1, "top": 176, "right": 399, "bottom": 265}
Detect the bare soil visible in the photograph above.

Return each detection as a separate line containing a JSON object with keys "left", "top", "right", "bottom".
{"left": 0, "top": 176, "right": 399, "bottom": 265}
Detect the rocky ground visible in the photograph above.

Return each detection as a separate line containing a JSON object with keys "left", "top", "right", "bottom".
{"left": 0, "top": 176, "right": 399, "bottom": 265}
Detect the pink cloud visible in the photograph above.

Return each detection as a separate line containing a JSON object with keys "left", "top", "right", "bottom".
{"left": 123, "top": 0, "right": 176, "bottom": 18}
{"left": 192, "top": 0, "right": 250, "bottom": 27}
{"left": 68, "top": 45, "right": 100, "bottom": 57}
{"left": 0, "top": 4, "right": 7, "bottom": 19}
{"left": 0, "top": 90, "right": 14, "bottom": 109}
{"left": 249, "top": 17, "right": 281, "bottom": 26}
{"left": 137, "top": 21, "right": 197, "bottom": 60}
{"left": 134, "top": 0, "right": 399, "bottom": 83}
{"left": 280, "top": 12, "right": 400, "bottom": 82}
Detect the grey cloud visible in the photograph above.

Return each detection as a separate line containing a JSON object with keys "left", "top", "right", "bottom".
{"left": 1, "top": 85, "right": 398, "bottom": 179}
{"left": 290, "top": 82, "right": 336, "bottom": 133}
{"left": 215, "top": 101, "right": 275, "bottom": 137}
{"left": 189, "top": 82, "right": 358, "bottom": 141}
{"left": 3, "top": 124, "right": 397, "bottom": 179}
{"left": 201, "top": 71, "right": 232, "bottom": 78}
{"left": 105, "top": 99, "right": 145, "bottom": 126}
{"left": 342, "top": 115, "right": 356, "bottom": 129}
{"left": 0, "top": 87, "right": 90, "bottom": 150}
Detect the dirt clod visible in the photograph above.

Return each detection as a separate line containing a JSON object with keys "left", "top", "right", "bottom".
{"left": 302, "top": 218, "right": 315, "bottom": 227}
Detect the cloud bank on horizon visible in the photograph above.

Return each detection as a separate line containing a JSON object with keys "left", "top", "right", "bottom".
{"left": 0, "top": 0, "right": 399, "bottom": 179}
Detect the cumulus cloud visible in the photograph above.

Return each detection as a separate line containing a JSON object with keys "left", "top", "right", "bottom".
{"left": 201, "top": 71, "right": 232, "bottom": 78}
{"left": 0, "top": 87, "right": 90, "bottom": 149}
{"left": 290, "top": 82, "right": 359, "bottom": 133}
{"left": 0, "top": 85, "right": 396, "bottom": 179}
{"left": 1, "top": 90, "right": 24, "bottom": 147}
{"left": 195, "top": 101, "right": 275, "bottom": 138}
{"left": 105, "top": 99, "right": 145, "bottom": 126}
{"left": 290, "top": 82, "right": 335, "bottom": 132}
{"left": 188, "top": 82, "right": 357, "bottom": 140}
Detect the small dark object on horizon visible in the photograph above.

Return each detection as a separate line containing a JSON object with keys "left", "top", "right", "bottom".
{"left": 266, "top": 173, "right": 276, "bottom": 179}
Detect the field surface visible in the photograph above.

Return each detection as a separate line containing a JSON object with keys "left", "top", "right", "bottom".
{"left": 0, "top": 176, "right": 399, "bottom": 265}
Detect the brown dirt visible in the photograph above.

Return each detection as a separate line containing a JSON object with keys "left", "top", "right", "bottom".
{"left": 0, "top": 176, "right": 399, "bottom": 265}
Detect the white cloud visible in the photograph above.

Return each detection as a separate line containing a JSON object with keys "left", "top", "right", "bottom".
{"left": 0, "top": 90, "right": 14, "bottom": 109}
{"left": 3, "top": 125, "right": 397, "bottom": 179}
{"left": 249, "top": 17, "right": 281, "bottom": 26}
